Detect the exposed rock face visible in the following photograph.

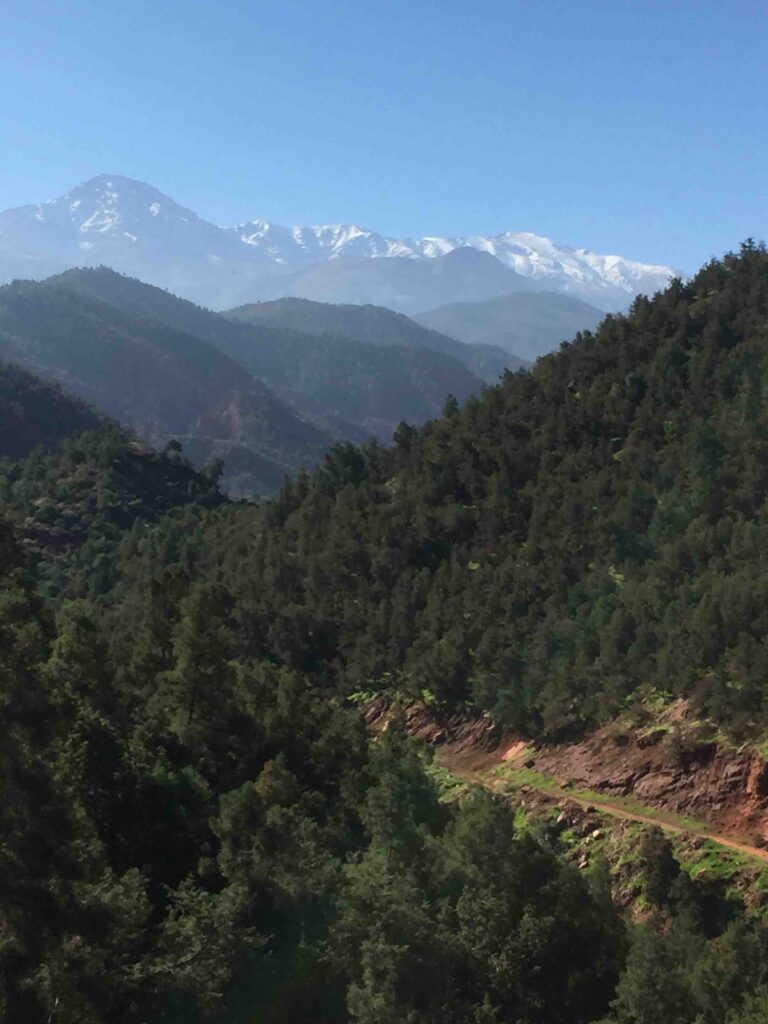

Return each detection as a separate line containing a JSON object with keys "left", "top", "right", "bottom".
{"left": 527, "top": 728, "right": 768, "bottom": 844}
{"left": 365, "top": 700, "right": 505, "bottom": 771}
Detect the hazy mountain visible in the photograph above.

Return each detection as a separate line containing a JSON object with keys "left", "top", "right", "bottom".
{"left": 46, "top": 267, "right": 491, "bottom": 442}
{"left": 0, "top": 278, "right": 332, "bottom": 494}
{"left": 248, "top": 247, "right": 534, "bottom": 315}
{"left": 226, "top": 296, "right": 526, "bottom": 379}
{"left": 414, "top": 291, "right": 605, "bottom": 362}
{"left": 0, "top": 175, "right": 676, "bottom": 311}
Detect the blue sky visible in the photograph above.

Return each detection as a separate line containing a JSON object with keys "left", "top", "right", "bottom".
{"left": 1, "top": 0, "right": 766, "bottom": 271}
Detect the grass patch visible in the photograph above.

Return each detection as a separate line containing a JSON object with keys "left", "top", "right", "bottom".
{"left": 683, "top": 840, "right": 742, "bottom": 884}
{"left": 426, "top": 760, "right": 472, "bottom": 802}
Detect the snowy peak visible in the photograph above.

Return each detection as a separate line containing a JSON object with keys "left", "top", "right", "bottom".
{"left": 0, "top": 175, "right": 272, "bottom": 301}
{"left": 0, "top": 175, "right": 677, "bottom": 311}
{"left": 16, "top": 174, "right": 203, "bottom": 246}
{"left": 238, "top": 220, "right": 402, "bottom": 264}
{"left": 453, "top": 230, "right": 676, "bottom": 305}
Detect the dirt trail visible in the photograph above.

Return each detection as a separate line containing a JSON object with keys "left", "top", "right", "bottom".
{"left": 443, "top": 752, "right": 768, "bottom": 866}
{"left": 368, "top": 700, "right": 768, "bottom": 866}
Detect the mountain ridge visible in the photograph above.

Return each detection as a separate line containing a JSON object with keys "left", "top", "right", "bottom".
{"left": 0, "top": 275, "right": 332, "bottom": 494}
{"left": 46, "top": 266, "right": 496, "bottom": 442}
{"left": 225, "top": 295, "right": 527, "bottom": 378}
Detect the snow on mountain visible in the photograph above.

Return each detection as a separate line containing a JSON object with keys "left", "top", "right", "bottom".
{"left": 0, "top": 175, "right": 282, "bottom": 308}
{"left": 236, "top": 220, "right": 676, "bottom": 309}
{"left": 0, "top": 174, "right": 261, "bottom": 262}
{"left": 0, "top": 175, "right": 677, "bottom": 311}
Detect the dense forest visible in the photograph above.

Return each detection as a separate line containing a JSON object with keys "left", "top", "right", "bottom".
{"left": 145, "top": 241, "right": 768, "bottom": 741}
{"left": 5, "top": 245, "right": 768, "bottom": 1021}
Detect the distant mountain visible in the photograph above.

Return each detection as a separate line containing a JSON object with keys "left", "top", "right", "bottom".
{"left": 0, "top": 175, "right": 281, "bottom": 309}
{"left": 50, "top": 267, "right": 494, "bottom": 441}
{"left": 0, "top": 175, "right": 676, "bottom": 311}
{"left": 238, "top": 221, "right": 677, "bottom": 311}
{"left": 248, "top": 247, "right": 533, "bottom": 316}
{"left": 0, "top": 278, "right": 331, "bottom": 494}
{"left": 414, "top": 291, "right": 605, "bottom": 362}
{"left": 226, "top": 296, "right": 526, "bottom": 379}
{"left": 0, "top": 360, "right": 103, "bottom": 458}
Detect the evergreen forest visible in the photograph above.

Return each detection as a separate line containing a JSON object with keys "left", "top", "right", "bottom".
{"left": 4, "top": 245, "right": 768, "bottom": 1021}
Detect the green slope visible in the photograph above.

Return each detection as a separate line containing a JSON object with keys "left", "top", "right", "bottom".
{"left": 4, "top": 248, "right": 768, "bottom": 1024}
{"left": 170, "top": 243, "right": 768, "bottom": 739}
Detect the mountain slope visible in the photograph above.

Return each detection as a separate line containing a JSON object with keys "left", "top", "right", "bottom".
{"left": 225, "top": 295, "right": 525, "bottom": 378}
{"left": 0, "top": 175, "right": 675, "bottom": 311}
{"left": 47, "top": 267, "right": 493, "bottom": 439}
{"left": 5, "top": 248, "right": 768, "bottom": 1024}
{"left": 414, "top": 291, "right": 605, "bottom": 361}
{"left": 0, "top": 360, "right": 103, "bottom": 458}
{"left": 0, "top": 278, "right": 331, "bottom": 493}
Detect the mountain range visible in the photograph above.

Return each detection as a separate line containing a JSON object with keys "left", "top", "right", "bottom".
{"left": 0, "top": 174, "right": 676, "bottom": 311}
{"left": 0, "top": 267, "right": 525, "bottom": 494}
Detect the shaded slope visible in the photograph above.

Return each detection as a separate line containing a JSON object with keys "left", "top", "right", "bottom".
{"left": 0, "top": 360, "right": 103, "bottom": 458}
{"left": 0, "top": 278, "right": 331, "bottom": 494}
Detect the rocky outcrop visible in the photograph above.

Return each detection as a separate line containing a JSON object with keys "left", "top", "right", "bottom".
{"left": 525, "top": 724, "right": 768, "bottom": 844}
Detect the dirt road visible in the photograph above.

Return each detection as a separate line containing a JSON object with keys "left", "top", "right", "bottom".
{"left": 440, "top": 750, "right": 768, "bottom": 866}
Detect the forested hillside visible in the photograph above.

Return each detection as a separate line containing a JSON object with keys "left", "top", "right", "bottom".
{"left": 0, "top": 278, "right": 331, "bottom": 494}
{"left": 168, "top": 243, "right": 768, "bottom": 740}
{"left": 6, "top": 246, "right": 768, "bottom": 1023}
{"left": 226, "top": 295, "right": 522, "bottom": 379}
{"left": 0, "top": 394, "right": 628, "bottom": 1023}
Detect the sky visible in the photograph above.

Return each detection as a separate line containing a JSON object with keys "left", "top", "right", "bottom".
{"left": 0, "top": 0, "right": 766, "bottom": 272}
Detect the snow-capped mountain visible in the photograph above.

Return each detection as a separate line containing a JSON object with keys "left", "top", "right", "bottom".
{"left": 0, "top": 175, "right": 676, "bottom": 311}
{"left": 0, "top": 175, "right": 284, "bottom": 309}
{"left": 237, "top": 220, "right": 675, "bottom": 310}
